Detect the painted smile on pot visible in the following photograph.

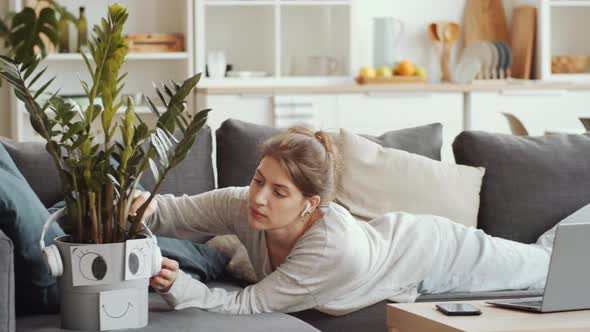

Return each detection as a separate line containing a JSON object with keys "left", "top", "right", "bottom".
{"left": 101, "top": 302, "right": 133, "bottom": 319}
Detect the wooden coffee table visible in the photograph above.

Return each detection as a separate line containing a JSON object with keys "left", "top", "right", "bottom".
{"left": 386, "top": 300, "right": 590, "bottom": 332}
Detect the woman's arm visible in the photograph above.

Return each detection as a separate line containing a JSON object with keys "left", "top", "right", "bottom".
{"left": 144, "top": 186, "right": 249, "bottom": 240}
{"left": 153, "top": 222, "right": 342, "bottom": 314}
{"left": 157, "top": 267, "right": 318, "bottom": 314}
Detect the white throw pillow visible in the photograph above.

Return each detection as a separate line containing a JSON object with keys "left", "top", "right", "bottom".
{"left": 336, "top": 129, "right": 485, "bottom": 228}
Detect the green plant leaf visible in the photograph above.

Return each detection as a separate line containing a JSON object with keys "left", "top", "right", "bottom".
{"left": 22, "top": 55, "right": 41, "bottom": 80}
{"left": 148, "top": 158, "right": 159, "bottom": 182}
{"left": 81, "top": 52, "right": 95, "bottom": 81}
{"left": 150, "top": 133, "right": 169, "bottom": 168}
{"left": 144, "top": 96, "right": 161, "bottom": 117}
{"left": 33, "top": 77, "right": 55, "bottom": 99}
{"left": 10, "top": 7, "right": 57, "bottom": 64}
{"left": 27, "top": 67, "right": 47, "bottom": 89}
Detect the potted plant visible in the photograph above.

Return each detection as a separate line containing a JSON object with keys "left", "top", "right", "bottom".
{"left": 0, "top": 4, "right": 209, "bottom": 330}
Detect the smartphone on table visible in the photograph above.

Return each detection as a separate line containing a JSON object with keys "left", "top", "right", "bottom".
{"left": 436, "top": 303, "right": 482, "bottom": 316}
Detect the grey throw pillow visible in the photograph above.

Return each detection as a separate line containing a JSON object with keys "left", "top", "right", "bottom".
{"left": 0, "top": 138, "right": 62, "bottom": 208}
{"left": 216, "top": 119, "right": 443, "bottom": 188}
{"left": 141, "top": 126, "right": 215, "bottom": 196}
{"left": 453, "top": 131, "right": 590, "bottom": 243}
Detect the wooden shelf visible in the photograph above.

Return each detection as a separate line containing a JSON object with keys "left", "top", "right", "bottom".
{"left": 204, "top": 1, "right": 274, "bottom": 6}
{"left": 204, "top": 0, "right": 350, "bottom": 5}
{"left": 44, "top": 52, "right": 190, "bottom": 61}
{"left": 550, "top": 0, "right": 590, "bottom": 7}
{"left": 280, "top": 0, "right": 350, "bottom": 6}
{"left": 549, "top": 73, "right": 590, "bottom": 82}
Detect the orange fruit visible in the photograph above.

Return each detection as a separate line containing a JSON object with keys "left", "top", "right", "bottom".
{"left": 395, "top": 60, "right": 416, "bottom": 76}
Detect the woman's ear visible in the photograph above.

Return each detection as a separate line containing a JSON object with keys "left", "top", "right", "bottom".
{"left": 309, "top": 196, "right": 321, "bottom": 212}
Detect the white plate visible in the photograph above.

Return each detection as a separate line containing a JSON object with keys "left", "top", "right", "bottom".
{"left": 454, "top": 43, "right": 482, "bottom": 83}
{"left": 473, "top": 41, "right": 493, "bottom": 79}
{"left": 487, "top": 41, "right": 499, "bottom": 79}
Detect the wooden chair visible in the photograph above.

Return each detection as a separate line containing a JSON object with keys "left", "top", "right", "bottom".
{"left": 501, "top": 112, "right": 529, "bottom": 136}
{"left": 580, "top": 117, "right": 590, "bottom": 131}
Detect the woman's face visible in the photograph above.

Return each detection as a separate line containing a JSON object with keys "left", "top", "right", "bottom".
{"left": 248, "top": 156, "right": 309, "bottom": 231}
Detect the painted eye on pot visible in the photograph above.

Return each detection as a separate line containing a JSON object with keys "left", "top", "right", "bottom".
{"left": 127, "top": 247, "right": 147, "bottom": 275}
{"left": 74, "top": 248, "right": 108, "bottom": 281}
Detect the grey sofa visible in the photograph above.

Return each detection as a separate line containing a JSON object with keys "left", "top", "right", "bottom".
{"left": 4, "top": 118, "right": 589, "bottom": 332}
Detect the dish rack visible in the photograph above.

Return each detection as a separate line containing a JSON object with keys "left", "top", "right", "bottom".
{"left": 455, "top": 41, "right": 512, "bottom": 83}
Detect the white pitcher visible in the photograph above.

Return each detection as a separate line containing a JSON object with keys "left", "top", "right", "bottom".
{"left": 373, "top": 17, "right": 404, "bottom": 68}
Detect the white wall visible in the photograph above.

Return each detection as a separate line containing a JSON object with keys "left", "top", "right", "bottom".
{"left": 354, "top": 0, "right": 514, "bottom": 82}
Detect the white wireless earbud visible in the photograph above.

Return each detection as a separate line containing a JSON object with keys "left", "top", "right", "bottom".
{"left": 300, "top": 201, "right": 311, "bottom": 217}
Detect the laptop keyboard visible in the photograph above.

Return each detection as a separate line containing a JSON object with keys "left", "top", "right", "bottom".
{"left": 516, "top": 300, "right": 542, "bottom": 307}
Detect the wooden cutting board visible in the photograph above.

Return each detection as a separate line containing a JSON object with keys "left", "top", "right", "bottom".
{"left": 463, "top": 0, "right": 509, "bottom": 46}
{"left": 510, "top": 6, "right": 537, "bottom": 79}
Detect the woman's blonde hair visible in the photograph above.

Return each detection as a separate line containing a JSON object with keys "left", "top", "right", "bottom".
{"left": 260, "top": 127, "right": 341, "bottom": 203}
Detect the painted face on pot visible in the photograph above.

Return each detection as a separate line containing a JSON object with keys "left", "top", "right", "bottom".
{"left": 248, "top": 157, "right": 310, "bottom": 231}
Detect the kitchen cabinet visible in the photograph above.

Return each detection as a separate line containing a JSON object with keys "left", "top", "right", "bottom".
{"left": 466, "top": 90, "right": 590, "bottom": 135}
{"left": 197, "top": 93, "right": 339, "bottom": 131}
{"left": 200, "top": 91, "right": 464, "bottom": 161}
{"left": 195, "top": 0, "right": 354, "bottom": 86}
{"left": 200, "top": 94, "right": 275, "bottom": 130}
{"left": 537, "top": 0, "right": 590, "bottom": 82}
{"left": 336, "top": 92, "right": 464, "bottom": 161}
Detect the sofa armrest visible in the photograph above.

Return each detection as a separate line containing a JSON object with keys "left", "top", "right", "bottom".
{"left": 0, "top": 229, "right": 15, "bottom": 332}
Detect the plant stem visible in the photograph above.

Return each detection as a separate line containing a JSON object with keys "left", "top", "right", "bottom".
{"left": 88, "top": 192, "right": 99, "bottom": 244}
{"left": 71, "top": 175, "right": 83, "bottom": 243}
{"left": 117, "top": 197, "right": 126, "bottom": 242}
{"left": 97, "top": 189, "right": 102, "bottom": 242}
{"left": 130, "top": 167, "right": 169, "bottom": 237}
{"left": 104, "top": 182, "right": 113, "bottom": 243}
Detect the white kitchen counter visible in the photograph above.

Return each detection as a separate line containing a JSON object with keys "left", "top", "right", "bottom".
{"left": 196, "top": 81, "right": 590, "bottom": 95}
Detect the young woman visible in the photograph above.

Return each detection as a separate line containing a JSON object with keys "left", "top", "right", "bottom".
{"left": 130, "top": 127, "right": 554, "bottom": 316}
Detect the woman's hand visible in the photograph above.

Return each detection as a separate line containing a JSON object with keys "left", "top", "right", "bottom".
{"left": 150, "top": 257, "right": 179, "bottom": 293}
{"left": 129, "top": 190, "right": 157, "bottom": 221}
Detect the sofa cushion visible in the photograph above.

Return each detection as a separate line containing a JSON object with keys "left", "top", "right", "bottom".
{"left": 337, "top": 129, "right": 485, "bottom": 226}
{"left": 453, "top": 131, "right": 590, "bottom": 243}
{"left": 290, "top": 301, "right": 388, "bottom": 332}
{"left": 0, "top": 143, "right": 63, "bottom": 315}
{"left": 141, "top": 126, "right": 215, "bottom": 196}
{"left": 0, "top": 229, "right": 14, "bottom": 332}
{"left": 16, "top": 282, "right": 320, "bottom": 332}
{"left": 0, "top": 138, "right": 61, "bottom": 208}
{"left": 0, "top": 127, "right": 215, "bottom": 204}
{"left": 216, "top": 119, "right": 443, "bottom": 188}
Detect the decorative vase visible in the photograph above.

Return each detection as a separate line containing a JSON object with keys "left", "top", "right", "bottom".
{"left": 77, "top": 6, "right": 88, "bottom": 52}
{"left": 57, "top": 12, "right": 69, "bottom": 53}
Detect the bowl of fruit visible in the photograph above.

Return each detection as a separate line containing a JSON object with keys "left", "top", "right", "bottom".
{"left": 355, "top": 60, "right": 427, "bottom": 84}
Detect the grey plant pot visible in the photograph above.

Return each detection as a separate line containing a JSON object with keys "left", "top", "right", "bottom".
{"left": 54, "top": 235, "right": 150, "bottom": 331}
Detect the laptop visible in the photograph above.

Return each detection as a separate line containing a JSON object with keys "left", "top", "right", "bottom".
{"left": 486, "top": 222, "right": 590, "bottom": 313}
